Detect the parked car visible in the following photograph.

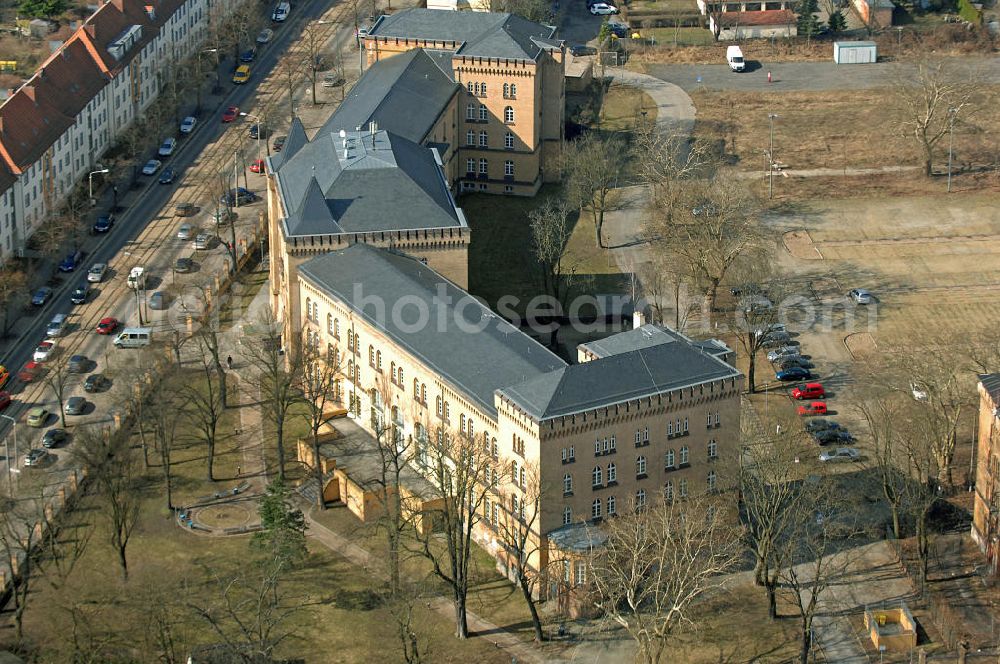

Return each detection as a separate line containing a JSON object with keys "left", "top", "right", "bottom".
{"left": 65, "top": 396, "right": 87, "bottom": 415}
{"left": 742, "top": 295, "right": 774, "bottom": 314}
{"left": 776, "top": 367, "right": 811, "bottom": 381}
{"left": 96, "top": 317, "right": 119, "bottom": 335}
{"left": 68, "top": 354, "right": 88, "bottom": 373}
{"left": 777, "top": 356, "right": 812, "bottom": 371}
{"left": 232, "top": 65, "right": 251, "bottom": 84}
{"left": 731, "top": 283, "right": 767, "bottom": 298}
{"left": 797, "top": 401, "right": 828, "bottom": 417}
{"left": 26, "top": 408, "right": 49, "bottom": 428}
{"left": 142, "top": 159, "right": 162, "bottom": 176}
{"left": 569, "top": 43, "right": 597, "bottom": 56}
{"left": 177, "top": 223, "right": 194, "bottom": 240}
{"left": 158, "top": 137, "right": 177, "bottom": 157}
{"left": 175, "top": 202, "right": 197, "bottom": 217}
{"left": 805, "top": 418, "right": 841, "bottom": 433}
{"left": 0, "top": 391, "right": 10, "bottom": 410}
{"left": 92, "top": 214, "right": 114, "bottom": 233}
{"left": 180, "top": 116, "right": 197, "bottom": 134}
{"left": 220, "top": 187, "right": 258, "bottom": 207}
{"left": 322, "top": 73, "right": 345, "bottom": 88}
{"left": 911, "top": 382, "right": 928, "bottom": 401}
{"left": 249, "top": 124, "right": 270, "bottom": 140}
{"left": 149, "top": 291, "right": 167, "bottom": 310}
{"left": 791, "top": 383, "right": 825, "bottom": 400}
{"left": 813, "top": 429, "right": 854, "bottom": 445}
{"left": 240, "top": 48, "right": 256, "bottom": 62}
{"left": 174, "top": 257, "right": 193, "bottom": 273}
{"left": 31, "top": 287, "right": 53, "bottom": 306}
{"left": 194, "top": 233, "right": 211, "bottom": 250}
{"left": 819, "top": 447, "right": 860, "bottom": 463}
{"left": 250, "top": 159, "right": 266, "bottom": 174}
{"left": 59, "top": 250, "right": 82, "bottom": 272}
{"left": 222, "top": 106, "right": 240, "bottom": 123}
{"left": 590, "top": 2, "right": 618, "bottom": 13}
{"left": 273, "top": 135, "right": 287, "bottom": 152}
{"left": 271, "top": 2, "right": 289, "bottom": 21}
{"left": 70, "top": 283, "right": 89, "bottom": 305}
{"left": 848, "top": 288, "right": 874, "bottom": 304}
{"left": 33, "top": 340, "right": 56, "bottom": 362}
{"left": 762, "top": 333, "right": 793, "bottom": 348}
{"left": 754, "top": 323, "right": 786, "bottom": 339}
{"left": 17, "top": 361, "right": 42, "bottom": 382}
{"left": 256, "top": 28, "right": 274, "bottom": 44}
{"left": 87, "top": 263, "right": 107, "bottom": 283}
{"left": 24, "top": 448, "right": 50, "bottom": 465}
{"left": 158, "top": 167, "right": 175, "bottom": 185}
{"left": 84, "top": 373, "right": 109, "bottom": 392}
{"left": 42, "top": 428, "right": 67, "bottom": 448}
{"left": 767, "top": 346, "right": 800, "bottom": 362}
{"left": 606, "top": 21, "right": 629, "bottom": 37}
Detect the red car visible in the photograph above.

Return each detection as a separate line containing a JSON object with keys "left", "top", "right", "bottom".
{"left": 250, "top": 159, "right": 266, "bottom": 174}
{"left": 0, "top": 392, "right": 11, "bottom": 410}
{"left": 797, "top": 401, "right": 828, "bottom": 417}
{"left": 222, "top": 106, "right": 240, "bottom": 122}
{"left": 96, "top": 317, "right": 119, "bottom": 335}
{"left": 791, "top": 383, "right": 825, "bottom": 400}
{"left": 18, "top": 361, "right": 42, "bottom": 382}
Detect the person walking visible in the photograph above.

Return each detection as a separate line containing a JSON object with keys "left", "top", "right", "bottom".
{"left": 226, "top": 355, "right": 234, "bottom": 369}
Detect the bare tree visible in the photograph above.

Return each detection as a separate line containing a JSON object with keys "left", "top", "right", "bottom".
{"left": 71, "top": 427, "right": 141, "bottom": 581}
{"left": 496, "top": 461, "right": 546, "bottom": 642}
{"left": 858, "top": 394, "right": 908, "bottom": 539}
{"left": 646, "top": 174, "right": 764, "bottom": 313}
{"left": 183, "top": 340, "right": 225, "bottom": 482}
{"left": 297, "top": 330, "right": 341, "bottom": 509}
{"left": 150, "top": 377, "right": 186, "bottom": 510}
{"left": 724, "top": 260, "right": 785, "bottom": 394}
{"left": 416, "top": 422, "right": 495, "bottom": 638}
{"left": 0, "top": 489, "right": 45, "bottom": 643}
{"left": 0, "top": 267, "right": 27, "bottom": 337}
{"left": 243, "top": 311, "right": 301, "bottom": 481}
{"left": 897, "top": 401, "right": 945, "bottom": 590}
{"left": 45, "top": 354, "right": 70, "bottom": 428}
{"left": 893, "top": 59, "right": 982, "bottom": 177}
{"left": 562, "top": 132, "right": 626, "bottom": 248}
{"left": 302, "top": 24, "right": 327, "bottom": 106}
{"left": 386, "top": 584, "right": 429, "bottom": 664}
{"left": 589, "top": 492, "right": 741, "bottom": 664}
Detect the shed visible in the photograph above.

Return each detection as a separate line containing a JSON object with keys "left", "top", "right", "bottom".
{"left": 833, "top": 41, "right": 877, "bottom": 64}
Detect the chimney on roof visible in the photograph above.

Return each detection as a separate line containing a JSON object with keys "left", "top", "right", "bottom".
{"left": 21, "top": 85, "right": 36, "bottom": 102}
{"left": 144, "top": 4, "right": 155, "bottom": 20}
{"left": 368, "top": 121, "right": 377, "bottom": 136}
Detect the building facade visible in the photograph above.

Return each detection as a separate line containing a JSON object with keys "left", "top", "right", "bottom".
{"left": 972, "top": 374, "right": 1000, "bottom": 574}
{"left": 289, "top": 245, "right": 743, "bottom": 599}
{"left": 0, "top": 0, "right": 227, "bottom": 261}
{"left": 362, "top": 8, "right": 565, "bottom": 196}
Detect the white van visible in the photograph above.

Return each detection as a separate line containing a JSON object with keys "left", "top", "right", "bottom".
{"left": 271, "top": 2, "right": 290, "bottom": 22}
{"left": 726, "top": 45, "right": 745, "bottom": 72}
{"left": 46, "top": 313, "right": 69, "bottom": 338}
{"left": 114, "top": 327, "right": 152, "bottom": 348}
{"left": 127, "top": 266, "right": 145, "bottom": 289}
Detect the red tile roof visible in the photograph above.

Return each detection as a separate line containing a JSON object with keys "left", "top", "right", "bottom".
{"left": 0, "top": 84, "right": 72, "bottom": 174}
{"left": 718, "top": 9, "right": 795, "bottom": 26}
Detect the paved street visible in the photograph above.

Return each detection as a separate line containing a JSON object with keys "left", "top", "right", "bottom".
{"left": 645, "top": 56, "right": 1000, "bottom": 93}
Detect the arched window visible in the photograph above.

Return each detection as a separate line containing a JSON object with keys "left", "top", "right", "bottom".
{"left": 466, "top": 103, "right": 475, "bottom": 120}
{"left": 680, "top": 446, "right": 689, "bottom": 465}
{"left": 397, "top": 366, "right": 404, "bottom": 388}
{"left": 468, "top": 418, "right": 474, "bottom": 438}
{"left": 347, "top": 359, "right": 354, "bottom": 381}
{"left": 413, "top": 378, "right": 420, "bottom": 399}
{"left": 304, "top": 298, "right": 312, "bottom": 322}
{"left": 421, "top": 384, "right": 427, "bottom": 404}
{"left": 519, "top": 466, "right": 525, "bottom": 489}
{"left": 479, "top": 104, "right": 488, "bottom": 121}
{"left": 607, "top": 495, "right": 616, "bottom": 516}
{"left": 480, "top": 82, "right": 487, "bottom": 96}
{"left": 347, "top": 329, "right": 354, "bottom": 350}
{"left": 607, "top": 462, "right": 616, "bottom": 483}
{"left": 511, "top": 460, "right": 519, "bottom": 483}
{"left": 510, "top": 83, "right": 517, "bottom": 97}
{"left": 334, "top": 318, "right": 340, "bottom": 338}
{"left": 436, "top": 395, "right": 443, "bottom": 416}
{"left": 369, "top": 345, "right": 375, "bottom": 366}
{"left": 679, "top": 479, "right": 688, "bottom": 498}
{"left": 563, "top": 474, "right": 573, "bottom": 494}
{"left": 504, "top": 132, "right": 514, "bottom": 149}
{"left": 664, "top": 480, "right": 674, "bottom": 501}
{"left": 707, "top": 471, "right": 717, "bottom": 492}
{"left": 390, "top": 362, "right": 396, "bottom": 383}
{"left": 636, "top": 455, "right": 647, "bottom": 476}
{"left": 563, "top": 506, "right": 572, "bottom": 525}
{"left": 708, "top": 439, "right": 717, "bottom": 460}
{"left": 636, "top": 489, "right": 647, "bottom": 508}
{"left": 376, "top": 350, "right": 382, "bottom": 370}
{"left": 466, "top": 130, "right": 475, "bottom": 146}
{"left": 327, "top": 313, "right": 334, "bottom": 335}
{"left": 460, "top": 413, "right": 467, "bottom": 434}
{"left": 665, "top": 449, "right": 675, "bottom": 468}
{"left": 503, "top": 82, "right": 510, "bottom": 97}
{"left": 591, "top": 499, "right": 602, "bottom": 519}
{"left": 504, "top": 106, "right": 514, "bottom": 123}
{"left": 592, "top": 466, "right": 602, "bottom": 487}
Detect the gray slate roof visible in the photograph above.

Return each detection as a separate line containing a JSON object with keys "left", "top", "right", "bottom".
{"left": 501, "top": 334, "right": 742, "bottom": 421}
{"left": 319, "top": 49, "right": 459, "bottom": 145}
{"left": 368, "top": 8, "right": 558, "bottom": 61}
{"left": 274, "top": 129, "right": 464, "bottom": 237}
{"left": 298, "top": 244, "right": 567, "bottom": 417}
{"left": 981, "top": 374, "right": 1000, "bottom": 400}
{"left": 580, "top": 324, "right": 733, "bottom": 362}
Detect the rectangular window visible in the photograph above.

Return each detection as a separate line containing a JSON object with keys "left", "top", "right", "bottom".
{"left": 568, "top": 445, "right": 575, "bottom": 461}
{"left": 479, "top": 159, "right": 488, "bottom": 175}
{"left": 479, "top": 131, "right": 488, "bottom": 147}
{"left": 575, "top": 560, "right": 586, "bottom": 586}
{"left": 466, "top": 131, "right": 475, "bottom": 146}
{"left": 504, "top": 132, "right": 514, "bottom": 149}
{"left": 479, "top": 105, "right": 488, "bottom": 121}
{"left": 504, "top": 160, "right": 514, "bottom": 176}
{"left": 466, "top": 158, "right": 475, "bottom": 174}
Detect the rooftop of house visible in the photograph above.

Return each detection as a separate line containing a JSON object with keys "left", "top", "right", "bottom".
{"left": 501, "top": 327, "right": 742, "bottom": 421}
{"left": 717, "top": 9, "right": 795, "bottom": 25}
{"left": 298, "top": 244, "right": 567, "bottom": 418}
{"left": 981, "top": 374, "right": 1000, "bottom": 402}
{"left": 368, "top": 8, "right": 560, "bottom": 61}
{"left": 579, "top": 324, "right": 732, "bottom": 362}
{"left": 272, "top": 124, "right": 465, "bottom": 237}
{"left": 318, "top": 48, "right": 460, "bottom": 146}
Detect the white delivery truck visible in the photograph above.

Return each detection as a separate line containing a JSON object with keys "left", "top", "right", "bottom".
{"left": 726, "top": 45, "right": 745, "bottom": 72}
{"left": 114, "top": 327, "right": 152, "bottom": 348}
{"left": 127, "top": 266, "right": 145, "bottom": 289}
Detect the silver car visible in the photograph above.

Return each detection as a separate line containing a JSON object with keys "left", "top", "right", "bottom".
{"left": 194, "top": 233, "right": 211, "bottom": 250}
{"left": 65, "top": 396, "right": 87, "bottom": 416}
{"left": 87, "top": 262, "right": 107, "bottom": 283}
{"left": 819, "top": 447, "right": 860, "bottom": 463}
{"left": 849, "top": 288, "right": 874, "bottom": 304}
{"left": 767, "top": 346, "right": 799, "bottom": 362}
{"left": 177, "top": 223, "right": 193, "bottom": 240}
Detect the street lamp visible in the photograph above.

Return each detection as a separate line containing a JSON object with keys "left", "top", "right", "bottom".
{"left": 767, "top": 113, "right": 779, "bottom": 199}
{"left": 947, "top": 106, "right": 957, "bottom": 193}
{"left": 0, "top": 414, "right": 18, "bottom": 492}
{"left": 240, "top": 111, "right": 270, "bottom": 158}
{"left": 88, "top": 167, "right": 109, "bottom": 206}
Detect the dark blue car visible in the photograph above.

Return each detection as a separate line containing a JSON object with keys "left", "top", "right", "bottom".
{"left": 31, "top": 287, "right": 53, "bottom": 306}
{"left": 71, "top": 283, "right": 89, "bottom": 305}
{"left": 92, "top": 214, "right": 114, "bottom": 233}
{"left": 58, "top": 250, "right": 82, "bottom": 272}
{"left": 159, "top": 167, "right": 175, "bottom": 184}
{"left": 776, "top": 367, "right": 811, "bottom": 381}
{"left": 240, "top": 48, "right": 256, "bottom": 63}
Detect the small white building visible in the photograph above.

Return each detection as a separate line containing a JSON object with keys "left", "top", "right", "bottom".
{"left": 710, "top": 9, "right": 797, "bottom": 39}
{"left": 833, "top": 41, "right": 877, "bottom": 64}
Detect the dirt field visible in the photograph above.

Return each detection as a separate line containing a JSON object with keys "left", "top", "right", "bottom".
{"left": 754, "top": 192, "right": 1000, "bottom": 445}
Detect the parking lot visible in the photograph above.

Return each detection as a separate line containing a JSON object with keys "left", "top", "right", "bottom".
{"left": 755, "top": 192, "right": 1000, "bottom": 446}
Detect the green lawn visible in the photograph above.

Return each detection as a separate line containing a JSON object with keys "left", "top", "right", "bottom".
{"left": 598, "top": 83, "right": 659, "bottom": 132}
{"left": 644, "top": 27, "right": 716, "bottom": 46}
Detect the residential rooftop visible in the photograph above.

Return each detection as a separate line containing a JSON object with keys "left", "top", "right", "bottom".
{"left": 367, "top": 8, "right": 560, "bottom": 61}
{"left": 298, "top": 244, "right": 567, "bottom": 417}
{"left": 272, "top": 126, "right": 466, "bottom": 237}
{"left": 579, "top": 324, "right": 731, "bottom": 361}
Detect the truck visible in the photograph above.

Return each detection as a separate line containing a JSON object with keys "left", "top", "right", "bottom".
{"left": 127, "top": 266, "right": 145, "bottom": 289}
{"left": 726, "top": 45, "right": 745, "bottom": 72}
{"left": 114, "top": 327, "right": 152, "bottom": 348}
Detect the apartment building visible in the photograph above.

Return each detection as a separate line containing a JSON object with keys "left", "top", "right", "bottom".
{"left": 361, "top": 8, "right": 565, "bottom": 196}
{"left": 0, "top": 0, "right": 217, "bottom": 261}
{"left": 289, "top": 244, "right": 743, "bottom": 603}
{"left": 972, "top": 373, "right": 1000, "bottom": 575}
{"left": 266, "top": 124, "right": 470, "bottom": 349}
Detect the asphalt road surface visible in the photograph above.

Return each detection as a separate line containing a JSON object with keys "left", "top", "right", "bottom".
{"left": 645, "top": 57, "right": 1000, "bottom": 93}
